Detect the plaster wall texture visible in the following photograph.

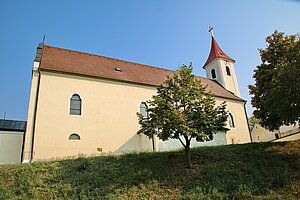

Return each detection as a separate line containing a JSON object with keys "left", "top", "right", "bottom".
{"left": 205, "top": 58, "right": 240, "bottom": 97}
{"left": 23, "top": 62, "right": 40, "bottom": 162}
{"left": 251, "top": 124, "right": 277, "bottom": 142}
{"left": 251, "top": 122, "right": 299, "bottom": 143}
{"left": 159, "top": 132, "right": 227, "bottom": 151}
{"left": 205, "top": 58, "right": 225, "bottom": 86}
{"left": 279, "top": 122, "right": 299, "bottom": 137}
{"left": 219, "top": 98, "right": 250, "bottom": 144}
{"left": 30, "top": 71, "right": 156, "bottom": 160}
{"left": 0, "top": 131, "right": 24, "bottom": 164}
{"left": 24, "top": 70, "right": 250, "bottom": 161}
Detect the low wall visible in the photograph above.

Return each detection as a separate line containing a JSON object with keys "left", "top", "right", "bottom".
{"left": 0, "top": 131, "right": 24, "bottom": 165}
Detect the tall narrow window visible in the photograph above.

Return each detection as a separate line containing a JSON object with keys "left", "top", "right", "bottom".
{"left": 70, "top": 94, "right": 82, "bottom": 115}
{"left": 227, "top": 113, "right": 235, "bottom": 128}
{"left": 226, "top": 66, "right": 231, "bottom": 76}
{"left": 140, "top": 102, "right": 148, "bottom": 118}
{"left": 211, "top": 69, "right": 216, "bottom": 79}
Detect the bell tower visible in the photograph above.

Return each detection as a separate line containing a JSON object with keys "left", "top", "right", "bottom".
{"left": 203, "top": 27, "right": 240, "bottom": 97}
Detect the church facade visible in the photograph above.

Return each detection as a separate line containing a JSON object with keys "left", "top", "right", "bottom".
{"left": 22, "top": 34, "right": 251, "bottom": 162}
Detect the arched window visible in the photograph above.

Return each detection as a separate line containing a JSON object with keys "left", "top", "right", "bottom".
{"left": 70, "top": 94, "right": 82, "bottom": 115}
{"left": 69, "top": 133, "right": 80, "bottom": 140}
{"left": 227, "top": 113, "right": 235, "bottom": 128}
{"left": 211, "top": 69, "right": 216, "bottom": 79}
{"left": 140, "top": 102, "right": 148, "bottom": 118}
{"left": 226, "top": 66, "right": 231, "bottom": 76}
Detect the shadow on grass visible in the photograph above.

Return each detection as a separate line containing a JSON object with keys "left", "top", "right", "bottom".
{"left": 55, "top": 140, "right": 300, "bottom": 199}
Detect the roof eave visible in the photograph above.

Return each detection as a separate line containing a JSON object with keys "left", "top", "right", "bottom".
{"left": 203, "top": 57, "right": 235, "bottom": 69}
{"left": 40, "top": 68, "right": 245, "bottom": 102}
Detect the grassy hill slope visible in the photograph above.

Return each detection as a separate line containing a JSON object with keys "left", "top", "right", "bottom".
{"left": 1, "top": 140, "right": 300, "bottom": 200}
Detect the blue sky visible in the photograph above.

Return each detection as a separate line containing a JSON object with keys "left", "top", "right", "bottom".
{"left": 0, "top": 0, "right": 299, "bottom": 121}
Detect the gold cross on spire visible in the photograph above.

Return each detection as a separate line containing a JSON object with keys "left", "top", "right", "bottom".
{"left": 209, "top": 26, "right": 214, "bottom": 37}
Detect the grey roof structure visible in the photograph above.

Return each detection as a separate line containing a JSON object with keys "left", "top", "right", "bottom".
{"left": 0, "top": 119, "right": 27, "bottom": 132}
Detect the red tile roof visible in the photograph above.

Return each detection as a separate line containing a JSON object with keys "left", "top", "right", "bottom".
{"left": 203, "top": 36, "right": 235, "bottom": 68}
{"left": 40, "top": 45, "right": 244, "bottom": 101}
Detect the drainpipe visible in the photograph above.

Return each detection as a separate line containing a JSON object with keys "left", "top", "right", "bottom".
{"left": 20, "top": 124, "right": 27, "bottom": 163}
{"left": 244, "top": 101, "right": 253, "bottom": 143}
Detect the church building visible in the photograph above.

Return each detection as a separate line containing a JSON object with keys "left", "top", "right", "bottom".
{"left": 22, "top": 32, "right": 251, "bottom": 162}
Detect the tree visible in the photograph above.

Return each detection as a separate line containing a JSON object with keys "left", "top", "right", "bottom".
{"left": 248, "top": 116, "right": 261, "bottom": 131}
{"left": 249, "top": 31, "right": 300, "bottom": 131}
{"left": 137, "top": 64, "right": 227, "bottom": 169}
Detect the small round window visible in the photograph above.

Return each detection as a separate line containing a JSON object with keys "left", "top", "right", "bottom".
{"left": 69, "top": 133, "right": 81, "bottom": 140}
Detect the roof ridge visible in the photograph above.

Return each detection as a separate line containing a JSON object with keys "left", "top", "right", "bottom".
{"left": 209, "top": 79, "right": 242, "bottom": 100}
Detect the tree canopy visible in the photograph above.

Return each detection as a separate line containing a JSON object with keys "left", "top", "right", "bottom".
{"left": 137, "top": 64, "right": 227, "bottom": 168}
{"left": 249, "top": 31, "right": 300, "bottom": 131}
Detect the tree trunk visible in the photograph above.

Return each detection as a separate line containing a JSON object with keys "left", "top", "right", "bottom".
{"left": 185, "top": 140, "right": 192, "bottom": 169}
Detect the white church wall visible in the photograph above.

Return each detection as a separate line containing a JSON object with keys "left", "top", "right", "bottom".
{"left": 24, "top": 69, "right": 251, "bottom": 161}
{"left": 215, "top": 98, "right": 251, "bottom": 144}
{"left": 219, "top": 60, "right": 240, "bottom": 97}
{"left": 28, "top": 71, "right": 156, "bottom": 160}
{"left": 205, "top": 58, "right": 225, "bottom": 86}
{"left": 226, "top": 61, "right": 241, "bottom": 97}
{"left": 204, "top": 58, "right": 240, "bottom": 97}
{"left": 114, "top": 134, "right": 153, "bottom": 154}
{"left": 158, "top": 131, "right": 227, "bottom": 151}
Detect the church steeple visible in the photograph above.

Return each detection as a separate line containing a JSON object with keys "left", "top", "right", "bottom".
{"left": 203, "top": 27, "right": 240, "bottom": 97}
{"left": 203, "top": 27, "right": 235, "bottom": 68}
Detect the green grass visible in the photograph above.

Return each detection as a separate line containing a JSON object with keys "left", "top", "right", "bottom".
{"left": 1, "top": 140, "right": 300, "bottom": 200}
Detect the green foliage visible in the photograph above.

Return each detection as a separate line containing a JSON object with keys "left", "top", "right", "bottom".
{"left": 248, "top": 116, "right": 261, "bottom": 130}
{"left": 137, "top": 64, "right": 227, "bottom": 168}
{"left": 1, "top": 140, "right": 300, "bottom": 199}
{"left": 249, "top": 31, "right": 300, "bottom": 130}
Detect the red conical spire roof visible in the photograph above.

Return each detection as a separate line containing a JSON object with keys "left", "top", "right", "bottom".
{"left": 203, "top": 35, "right": 235, "bottom": 68}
